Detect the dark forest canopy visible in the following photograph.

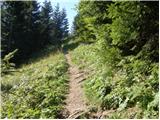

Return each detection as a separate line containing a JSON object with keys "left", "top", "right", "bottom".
{"left": 1, "top": 0, "right": 69, "bottom": 63}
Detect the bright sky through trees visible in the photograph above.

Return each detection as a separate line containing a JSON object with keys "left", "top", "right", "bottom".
{"left": 37, "top": 0, "right": 79, "bottom": 31}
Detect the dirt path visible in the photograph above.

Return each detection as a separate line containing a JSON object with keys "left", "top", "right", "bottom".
{"left": 62, "top": 52, "right": 112, "bottom": 119}
{"left": 64, "top": 53, "right": 87, "bottom": 118}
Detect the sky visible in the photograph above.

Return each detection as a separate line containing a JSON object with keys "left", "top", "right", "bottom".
{"left": 37, "top": 0, "right": 79, "bottom": 31}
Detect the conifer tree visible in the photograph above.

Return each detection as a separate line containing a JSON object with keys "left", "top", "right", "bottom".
{"left": 52, "top": 4, "right": 69, "bottom": 48}
{"left": 1, "top": 0, "right": 69, "bottom": 63}
{"left": 41, "top": 0, "right": 53, "bottom": 45}
{"left": 31, "top": 1, "right": 42, "bottom": 50}
{"left": 60, "top": 8, "right": 69, "bottom": 39}
{"left": 1, "top": 1, "right": 33, "bottom": 61}
{"left": 1, "top": 2, "right": 13, "bottom": 57}
{"left": 52, "top": 3, "right": 61, "bottom": 47}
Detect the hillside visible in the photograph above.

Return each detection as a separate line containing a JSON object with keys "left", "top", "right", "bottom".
{"left": 1, "top": 0, "right": 159, "bottom": 119}
{"left": 69, "top": 41, "right": 159, "bottom": 118}
{"left": 1, "top": 46, "right": 69, "bottom": 118}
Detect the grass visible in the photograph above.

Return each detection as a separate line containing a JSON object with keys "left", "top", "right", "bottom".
{"left": 1, "top": 46, "right": 69, "bottom": 119}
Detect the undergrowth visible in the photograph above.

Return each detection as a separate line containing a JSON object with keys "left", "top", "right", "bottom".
{"left": 70, "top": 42, "right": 159, "bottom": 119}
{"left": 1, "top": 46, "right": 69, "bottom": 119}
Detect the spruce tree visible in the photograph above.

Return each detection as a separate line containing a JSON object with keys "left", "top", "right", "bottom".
{"left": 41, "top": 0, "right": 53, "bottom": 45}
{"left": 31, "top": 1, "right": 42, "bottom": 50}
{"left": 52, "top": 3, "right": 61, "bottom": 48}
{"left": 1, "top": 1, "right": 33, "bottom": 61}
{"left": 1, "top": 2, "right": 13, "bottom": 57}
{"left": 52, "top": 4, "right": 69, "bottom": 48}
{"left": 60, "top": 8, "right": 69, "bottom": 39}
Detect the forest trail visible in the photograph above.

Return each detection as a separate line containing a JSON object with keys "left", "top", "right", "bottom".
{"left": 63, "top": 52, "right": 87, "bottom": 118}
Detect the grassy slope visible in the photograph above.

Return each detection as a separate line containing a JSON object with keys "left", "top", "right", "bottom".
{"left": 70, "top": 42, "right": 158, "bottom": 119}
{"left": 1, "top": 46, "right": 69, "bottom": 119}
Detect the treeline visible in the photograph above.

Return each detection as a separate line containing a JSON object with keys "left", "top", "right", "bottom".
{"left": 72, "top": 1, "right": 158, "bottom": 118}
{"left": 1, "top": 0, "right": 68, "bottom": 63}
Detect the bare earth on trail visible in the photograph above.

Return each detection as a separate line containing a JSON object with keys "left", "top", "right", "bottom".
{"left": 64, "top": 53, "right": 87, "bottom": 118}
{"left": 62, "top": 52, "right": 114, "bottom": 119}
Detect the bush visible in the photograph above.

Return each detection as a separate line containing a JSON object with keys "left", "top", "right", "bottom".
{"left": 1, "top": 49, "right": 18, "bottom": 76}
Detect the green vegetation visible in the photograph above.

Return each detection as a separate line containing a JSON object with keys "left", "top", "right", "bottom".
{"left": 1, "top": 0, "right": 159, "bottom": 119}
{"left": 71, "top": 43, "right": 158, "bottom": 118}
{"left": 70, "top": 0, "right": 159, "bottom": 119}
{"left": 1, "top": 49, "right": 18, "bottom": 76}
{"left": 1, "top": 1, "right": 69, "bottom": 118}
{"left": 1, "top": 46, "right": 69, "bottom": 118}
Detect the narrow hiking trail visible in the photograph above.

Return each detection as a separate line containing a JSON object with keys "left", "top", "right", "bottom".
{"left": 63, "top": 52, "right": 112, "bottom": 119}
{"left": 64, "top": 53, "right": 87, "bottom": 118}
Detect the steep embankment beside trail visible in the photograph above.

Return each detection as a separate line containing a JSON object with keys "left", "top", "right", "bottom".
{"left": 70, "top": 43, "right": 159, "bottom": 119}
{"left": 1, "top": 46, "right": 69, "bottom": 119}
